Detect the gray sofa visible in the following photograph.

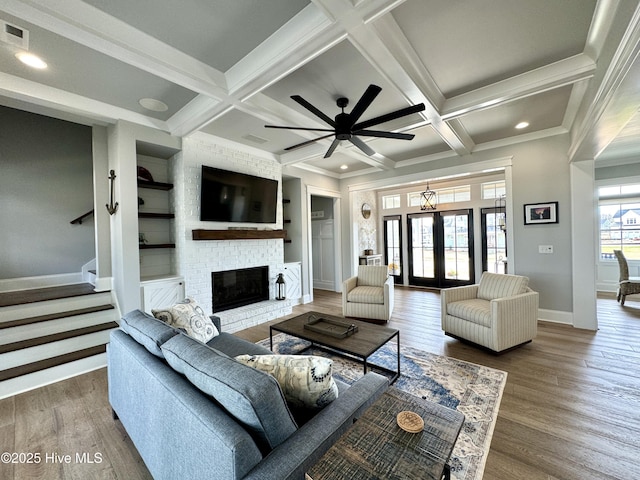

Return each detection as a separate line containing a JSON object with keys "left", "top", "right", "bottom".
{"left": 107, "top": 310, "right": 388, "bottom": 480}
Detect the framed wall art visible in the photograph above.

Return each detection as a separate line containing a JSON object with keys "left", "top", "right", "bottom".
{"left": 524, "top": 201, "right": 558, "bottom": 225}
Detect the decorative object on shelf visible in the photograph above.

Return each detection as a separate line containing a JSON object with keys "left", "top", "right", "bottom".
{"left": 495, "top": 194, "right": 506, "bottom": 232}
{"left": 138, "top": 196, "right": 145, "bottom": 206}
{"left": 106, "top": 169, "right": 119, "bottom": 215}
{"left": 139, "top": 233, "right": 148, "bottom": 245}
{"left": 276, "top": 273, "right": 286, "bottom": 301}
{"left": 364, "top": 249, "right": 374, "bottom": 256}
{"left": 420, "top": 182, "right": 437, "bottom": 211}
{"left": 524, "top": 201, "right": 558, "bottom": 225}
{"left": 137, "top": 165, "right": 154, "bottom": 182}
{"left": 361, "top": 203, "right": 371, "bottom": 219}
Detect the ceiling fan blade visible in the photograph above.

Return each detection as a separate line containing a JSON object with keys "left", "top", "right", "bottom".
{"left": 265, "top": 125, "right": 335, "bottom": 132}
{"left": 353, "top": 103, "right": 425, "bottom": 131}
{"left": 291, "top": 95, "right": 336, "bottom": 127}
{"left": 349, "top": 136, "right": 376, "bottom": 156}
{"left": 284, "top": 133, "right": 335, "bottom": 152}
{"left": 354, "top": 129, "right": 415, "bottom": 140}
{"left": 348, "top": 84, "right": 382, "bottom": 125}
{"left": 324, "top": 138, "right": 341, "bottom": 158}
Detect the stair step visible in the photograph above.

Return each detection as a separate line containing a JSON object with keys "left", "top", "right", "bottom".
{"left": 0, "top": 345, "right": 106, "bottom": 382}
{"left": 0, "top": 304, "right": 115, "bottom": 329}
{"left": 0, "top": 321, "right": 118, "bottom": 354}
{"left": 0, "top": 293, "right": 113, "bottom": 323}
{"left": 1, "top": 329, "right": 114, "bottom": 374}
{"left": 0, "top": 283, "right": 97, "bottom": 307}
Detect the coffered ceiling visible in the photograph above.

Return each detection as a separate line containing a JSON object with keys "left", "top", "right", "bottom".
{"left": 1, "top": 0, "right": 640, "bottom": 177}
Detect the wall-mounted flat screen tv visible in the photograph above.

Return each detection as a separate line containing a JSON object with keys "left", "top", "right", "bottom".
{"left": 200, "top": 165, "right": 278, "bottom": 223}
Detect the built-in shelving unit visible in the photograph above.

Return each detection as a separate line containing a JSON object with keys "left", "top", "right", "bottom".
{"left": 137, "top": 178, "right": 175, "bottom": 250}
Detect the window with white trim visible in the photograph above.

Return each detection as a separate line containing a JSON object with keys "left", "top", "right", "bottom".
{"left": 481, "top": 181, "right": 506, "bottom": 200}
{"left": 382, "top": 194, "right": 400, "bottom": 209}
{"left": 599, "top": 183, "right": 640, "bottom": 260}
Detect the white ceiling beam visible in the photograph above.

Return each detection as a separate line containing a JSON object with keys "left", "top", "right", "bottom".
{"left": 442, "top": 54, "right": 596, "bottom": 120}
{"left": 0, "top": 72, "right": 167, "bottom": 129}
{"left": 3, "top": 0, "right": 228, "bottom": 98}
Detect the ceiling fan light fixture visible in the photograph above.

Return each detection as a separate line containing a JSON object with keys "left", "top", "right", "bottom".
{"left": 420, "top": 182, "right": 437, "bottom": 211}
{"left": 340, "top": 164, "right": 348, "bottom": 170}
{"left": 265, "top": 84, "right": 425, "bottom": 158}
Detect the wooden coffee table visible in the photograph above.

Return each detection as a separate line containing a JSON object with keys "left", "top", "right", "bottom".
{"left": 270, "top": 311, "right": 400, "bottom": 383}
{"left": 307, "top": 388, "right": 465, "bottom": 480}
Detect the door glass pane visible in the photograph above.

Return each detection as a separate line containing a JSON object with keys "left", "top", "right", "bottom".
{"left": 411, "top": 215, "right": 434, "bottom": 278}
{"left": 443, "top": 213, "right": 470, "bottom": 280}
{"left": 486, "top": 212, "right": 507, "bottom": 273}
{"left": 385, "top": 218, "right": 401, "bottom": 275}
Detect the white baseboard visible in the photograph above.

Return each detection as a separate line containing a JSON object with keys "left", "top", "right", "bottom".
{"left": 0, "top": 273, "right": 83, "bottom": 292}
{"left": 93, "top": 277, "right": 113, "bottom": 292}
{"left": 538, "top": 308, "right": 573, "bottom": 326}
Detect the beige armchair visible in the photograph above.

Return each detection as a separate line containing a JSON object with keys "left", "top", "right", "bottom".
{"left": 342, "top": 265, "right": 394, "bottom": 323}
{"left": 441, "top": 272, "right": 539, "bottom": 353}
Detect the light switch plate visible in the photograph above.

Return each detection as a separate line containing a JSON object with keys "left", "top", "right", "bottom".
{"left": 538, "top": 245, "right": 553, "bottom": 254}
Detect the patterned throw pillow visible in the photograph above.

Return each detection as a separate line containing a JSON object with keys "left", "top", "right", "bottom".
{"left": 152, "top": 297, "right": 219, "bottom": 343}
{"left": 235, "top": 354, "right": 339, "bottom": 409}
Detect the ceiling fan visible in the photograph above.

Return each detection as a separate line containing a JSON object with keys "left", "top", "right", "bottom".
{"left": 265, "top": 84, "right": 425, "bottom": 158}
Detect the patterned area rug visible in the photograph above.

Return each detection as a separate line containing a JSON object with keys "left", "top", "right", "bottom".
{"left": 261, "top": 334, "right": 507, "bottom": 480}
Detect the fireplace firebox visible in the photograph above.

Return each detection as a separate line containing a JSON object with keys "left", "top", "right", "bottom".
{"left": 212, "top": 266, "right": 269, "bottom": 313}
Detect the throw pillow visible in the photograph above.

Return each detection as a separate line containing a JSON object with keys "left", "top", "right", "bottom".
{"left": 235, "top": 354, "right": 339, "bottom": 409}
{"left": 152, "top": 297, "right": 219, "bottom": 343}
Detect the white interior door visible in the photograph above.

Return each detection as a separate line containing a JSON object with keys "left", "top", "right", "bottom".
{"left": 312, "top": 219, "right": 335, "bottom": 290}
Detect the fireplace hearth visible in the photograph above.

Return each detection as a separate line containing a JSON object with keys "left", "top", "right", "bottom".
{"left": 212, "top": 266, "right": 269, "bottom": 313}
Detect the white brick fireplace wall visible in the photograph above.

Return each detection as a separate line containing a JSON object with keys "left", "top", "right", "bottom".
{"left": 171, "top": 133, "right": 292, "bottom": 332}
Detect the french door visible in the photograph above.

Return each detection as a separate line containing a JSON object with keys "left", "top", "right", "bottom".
{"left": 481, "top": 207, "right": 507, "bottom": 273}
{"left": 407, "top": 209, "right": 474, "bottom": 288}
{"left": 383, "top": 215, "right": 402, "bottom": 283}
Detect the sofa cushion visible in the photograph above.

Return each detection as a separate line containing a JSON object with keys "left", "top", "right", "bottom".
{"left": 356, "top": 265, "right": 389, "bottom": 287}
{"left": 120, "top": 309, "right": 179, "bottom": 357}
{"left": 446, "top": 299, "right": 492, "bottom": 327}
{"left": 235, "top": 354, "right": 339, "bottom": 410}
{"left": 207, "top": 332, "right": 273, "bottom": 357}
{"left": 152, "top": 297, "right": 219, "bottom": 343}
{"left": 477, "top": 272, "right": 529, "bottom": 301}
{"left": 347, "top": 285, "right": 384, "bottom": 304}
{"left": 160, "top": 333, "right": 298, "bottom": 453}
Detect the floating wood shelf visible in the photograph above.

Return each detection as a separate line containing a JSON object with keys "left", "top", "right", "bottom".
{"left": 192, "top": 229, "right": 287, "bottom": 241}
{"left": 139, "top": 243, "right": 175, "bottom": 249}
{"left": 138, "top": 180, "right": 174, "bottom": 190}
{"left": 139, "top": 212, "right": 175, "bottom": 219}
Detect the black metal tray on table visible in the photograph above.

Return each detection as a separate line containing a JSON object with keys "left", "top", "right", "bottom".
{"left": 303, "top": 315, "right": 358, "bottom": 338}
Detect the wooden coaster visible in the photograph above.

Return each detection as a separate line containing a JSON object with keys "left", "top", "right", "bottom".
{"left": 397, "top": 410, "right": 424, "bottom": 433}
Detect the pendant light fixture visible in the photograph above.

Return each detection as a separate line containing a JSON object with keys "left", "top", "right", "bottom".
{"left": 420, "top": 182, "right": 437, "bottom": 211}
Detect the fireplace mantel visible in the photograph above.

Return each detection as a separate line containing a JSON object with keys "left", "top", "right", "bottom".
{"left": 192, "top": 229, "right": 286, "bottom": 241}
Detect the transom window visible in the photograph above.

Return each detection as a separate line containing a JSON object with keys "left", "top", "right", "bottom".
{"left": 407, "top": 185, "right": 470, "bottom": 207}
{"left": 481, "top": 181, "right": 506, "bottom": 200}
{"left": 382, "top": 194, "right": 401, "bottom": 209}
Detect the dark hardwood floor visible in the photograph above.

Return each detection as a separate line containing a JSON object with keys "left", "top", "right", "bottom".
{"left": 1, "top": 288, "right": 639, "bottom": 479}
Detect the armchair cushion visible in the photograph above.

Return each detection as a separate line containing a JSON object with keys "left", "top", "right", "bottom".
{"left": 445, "top": 298, "right": 491, "bottom": 327}
{"left": 347, "top": 285, "right": 385, "bottom": 304}
{"left": 477, "top": 272, "right": 529, "bottom": 301}
{"left": 357, "top": 265, "right": 389, "bottom": 286}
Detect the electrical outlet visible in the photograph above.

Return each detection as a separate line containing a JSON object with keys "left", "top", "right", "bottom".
{"left": 538, "top": 245, "right": 553, "bottom": 254}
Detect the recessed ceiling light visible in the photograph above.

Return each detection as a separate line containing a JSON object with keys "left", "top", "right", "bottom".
{"left": 139, "top": 98, "right": 168, "bottom": 112}
{"left": 340, "top": 164, "right": 348, "bottom": 170}
{"left": 515, "top": 121, "right": 529, "bottom": 129}
{"left": 15, "top": 52, "right": 47, "bottom": 69}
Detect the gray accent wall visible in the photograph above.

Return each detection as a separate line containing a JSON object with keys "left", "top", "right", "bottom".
{"left": 0, "top": 106, "right": 95, "bottom": 279}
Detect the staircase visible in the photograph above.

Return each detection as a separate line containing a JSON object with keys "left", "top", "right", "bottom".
{"left": 0, "top": 283, "right": 119, "bottom": 399}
